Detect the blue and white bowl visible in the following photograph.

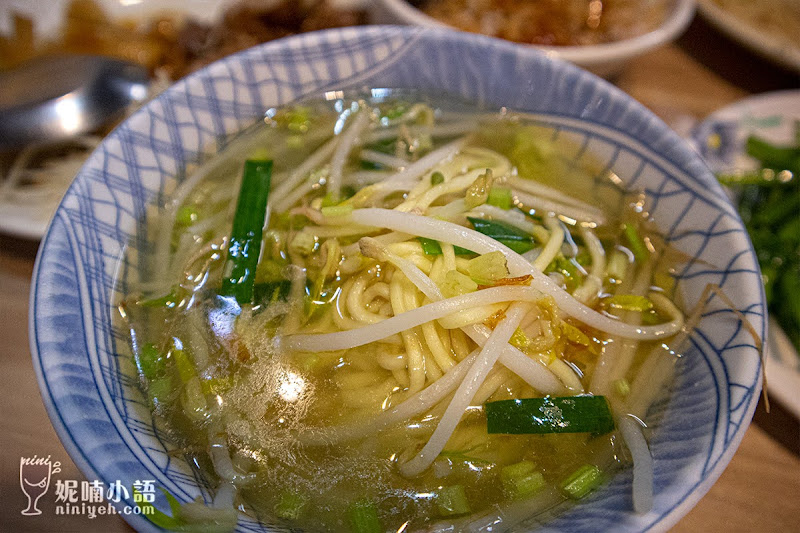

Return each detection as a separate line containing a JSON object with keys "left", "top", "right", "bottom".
{"left": 30, "top": 27, "right": 765, "bottom": 532}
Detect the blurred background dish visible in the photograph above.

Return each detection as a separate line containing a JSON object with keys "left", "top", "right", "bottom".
{"left": 369, "top": 0, "right": 696, "bottom": 78}
{"left": 696, "top": 0, "right": 800, "bottom": 74}
{"left": 0, "top": 0, "right": 367, "bottom": 240}
{"left": 0, "top": 55, "right": 149, "bottom": 150}
{"left": 692, "top": 89, "right": 800, "bottom": 418}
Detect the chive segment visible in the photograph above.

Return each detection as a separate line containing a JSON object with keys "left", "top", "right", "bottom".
{"left": 467, "top": 217, "right": 535, "bottom": 254}
{"left": 417, "top": 237, "right": 473, "bottom": 255}
{"left": 221, "top": 159, "right": 273, "bottom": 305}
{"left": 485, "top": 396, "right": 615, "bottom": 435}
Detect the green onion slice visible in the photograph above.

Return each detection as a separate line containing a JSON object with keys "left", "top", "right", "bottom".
{"left": 467, "top": 217, "right": 535, "bottom": 254}
{"left": 485, "top": 395, "right": 615, "bottom": 435}
{"left": 417, "top": 237, "right": 474, "bottom": 256}
{"left": 221, "top": 159, "right": 273, "bottom": 305}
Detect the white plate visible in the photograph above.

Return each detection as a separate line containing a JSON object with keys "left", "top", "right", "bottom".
{"left": 0, "top": 0, "right": 230, "bottom": 240}
{"left": 0, "top": 0, "right": 365, "bottom": 240}
{"left": 693, "top": 89, "right": 800, "bottom": 418}
{"left": 697, "top": 0, "right": 800, "bottom": 73}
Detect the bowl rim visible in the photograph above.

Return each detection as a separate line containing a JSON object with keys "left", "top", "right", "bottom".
{"left": 372, "top": 0, "right": 697, "bottom": 66}
{"left": 28, "top": 24, "right": 763, "bottom": 533}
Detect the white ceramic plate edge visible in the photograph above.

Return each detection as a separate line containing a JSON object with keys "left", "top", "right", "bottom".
{"left": 693, "top": 89, "right": 800, "bottom": 418}
{"left": 697, "top": 0, "right": 800, "bottom": 73}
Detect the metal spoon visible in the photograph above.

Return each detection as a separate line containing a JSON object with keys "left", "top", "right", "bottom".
{"left": 0, "top": 55, "right": 150, "bottom": 150}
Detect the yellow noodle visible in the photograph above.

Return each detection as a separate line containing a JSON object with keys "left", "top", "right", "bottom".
{"left": 436, "top": 321, "right": 452, "bottom": 354}
{"left": 421, "top": 320, "right": 456, "bottom": 373}
{"left": 449, "top": 327, "right": 473, "bottom": 361}
{"left": 340, "top": 378, "right": 398, "bottom": 408}
{"left": 347, "top": 273, "right": 386, "bottom": 324}
{"left": 363, "top": 281, "right": 391, "bottom": 305}
{"left": 377, "top": 351, "right": 407, "bottom": 371}
{"left": 392, "top": 367, "right": 410, "bottom": 389}
{"left": 441, "top": 242, "right": 457, "bottom": 272}
{"left": 337, "top": 371, "right": 385, "bottom": 390}
{"left": 423, "top": 352, "right": 443, "bottom": 383}
{"left": 332, "top": 279, "right": 368, "bottom": 330}
{"left": 403, "top": 279, "right": 446, "bottom": 381}
{"left": 437, "top": 303, "right": 508, "bottom": 329}
{"left": 548, "top": 358, "right": 585, "bottom": 393}
{"left": 471, "top": 367, "right": 515, "bottom": 406}
{"left": 428, "top": 255, "right": 445, "bottom": 284}
{"left": 390, "top": 272, "right": 426, "bottom": 392}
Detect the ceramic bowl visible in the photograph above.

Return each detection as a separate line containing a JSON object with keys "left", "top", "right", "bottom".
{"left": 30, "top": 26, "right": 764, "bottom": 532}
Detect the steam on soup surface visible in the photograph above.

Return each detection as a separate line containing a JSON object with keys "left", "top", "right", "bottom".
{"left": 120, "top": 92, "right": 685, "bottom": 532}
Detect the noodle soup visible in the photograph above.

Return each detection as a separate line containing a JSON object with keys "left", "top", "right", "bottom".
{"left": 120, "top": 92, "right": 686, "bottom": 532}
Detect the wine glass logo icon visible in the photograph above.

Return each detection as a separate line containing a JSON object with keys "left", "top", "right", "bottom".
{"left": 19, "top": 456, "right": 59, "bottom": 516}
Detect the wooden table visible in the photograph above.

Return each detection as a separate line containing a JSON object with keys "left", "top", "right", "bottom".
{"left": 1, "top": 16, "right": 799, "bottom": 532}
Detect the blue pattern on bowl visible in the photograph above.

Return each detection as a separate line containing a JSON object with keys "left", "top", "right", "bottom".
{"left": 30, "top": 26, "right": 764, "bottom": 532}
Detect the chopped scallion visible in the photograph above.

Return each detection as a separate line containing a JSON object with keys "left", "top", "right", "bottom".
{"left": 440, "top": 269, "right": 478, "bottom": 298}
{"left": 559, "top": 322, "right": 593, "bottom": 348}
{"left": 133, "top": 487, "right": 182, "bottom": 530}
{"left": 613, "top": 378, "right": 631, "bottom": 397}
{"left": 172, "top": 349, "right": 196, "bottom": 384}
{"left": 487, "top": 187, "right": 513, "bottom": 210}
{"left": 146, "top": 375, "right": 173, "bottom": 408}
{"left": 605, "top": 294, "right": 654, "bottom": 312}
{"left": 135, "top": 343, "right": 166, "bottom": 380}
{"left": 509, "top": 327, "right": 531, "bottom": 350}
{"left": 138, "top": 287, "right": 181, "bottom": 309}
{"left": 175, "top": 205, "right": 198, "bottom": 227}
{"left": 321, "top": 192, "right": 339, "bottom": 207}
{"left": 623, "top": 222, "right": 650, "bottom": 263}
{"left": 348, "top": 499, "right": 382, "bottom": 533}
{"left": 321, "top": 204, "right": 354, "bottom": 218}
{"left": 275, "top": 490, "right": 307, "bottom": 520}
{"left": 435, "top": 485, "right": 471, "bottom": 516}
{"left": 560, "top": 464, "right": 604, "bottom": 500}
{"left": 290, "top": 232, "right": 317, "bottom": 256}
{"left": 466, "top": 251, "right": 509, "bottom": 283}
{"left": 501, "top": 461, "right": 546, "bottom": 499}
